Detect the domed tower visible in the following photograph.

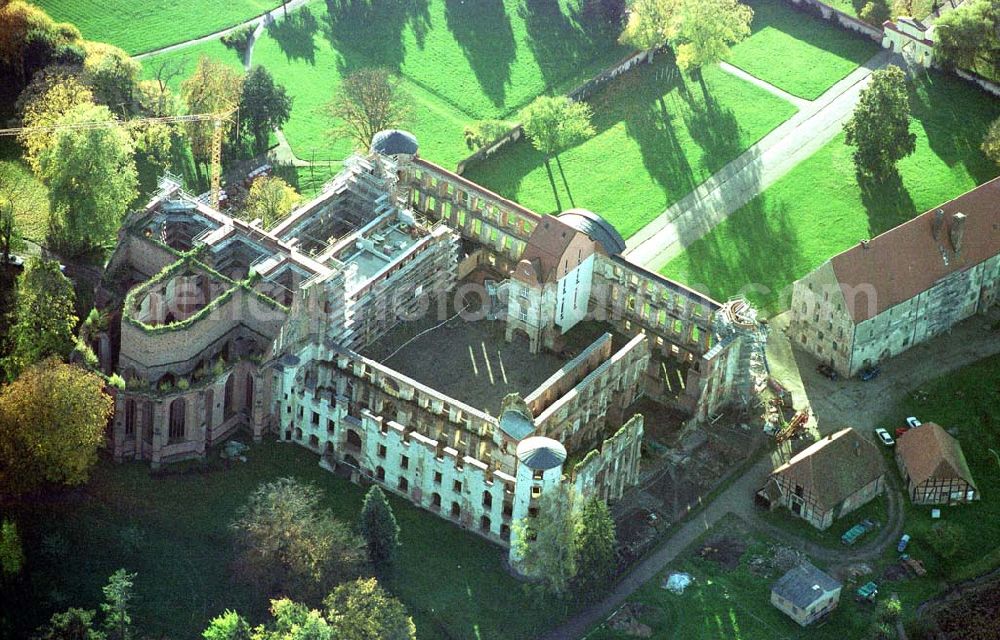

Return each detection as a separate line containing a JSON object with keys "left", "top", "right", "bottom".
{"left": 370, "top": 129, "right": 419, "bottom": 161}
{"left": 509, "top": 436, "right": 567, "bottom": 575}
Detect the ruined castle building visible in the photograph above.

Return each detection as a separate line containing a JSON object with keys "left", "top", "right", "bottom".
{"left": 790, "top": 178, "right": 1000, "bottom": 378}
{"left": 96, "top": 131, "right": 764, "bottom": 574}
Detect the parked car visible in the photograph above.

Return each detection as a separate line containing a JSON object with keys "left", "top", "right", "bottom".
{"left": 860, "top": 365, "right": 881, "bottom": 381}
{"left": 897, "top": 534, "right": 911, "bottom": 553}
{"left": 906, "top": 416, "right": 922, "bottom": 429}
{"left": 816, "top": 364, "right": 839, "bottom": 381}
{"left": 895, "top": 427, "right": 910, "bottom": 439}
{"left": 1, "top": 253, "right": 25, "bottom": 268}
{"left": 875, "top": 428, "right": 895, "bottom": 447}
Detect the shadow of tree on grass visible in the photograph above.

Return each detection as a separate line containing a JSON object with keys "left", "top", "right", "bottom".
{"left": 267, "top": 6, "right": 320, "bottom": 65}
{"left": 908, "top": 68, "right": 1000, "bottom": 185}
{"left": 444, "top": 0, "right": 516, "bottom": 110}
{"left": 322, "top": 0, "right": 431, "bottom": 74}
{"left": 858, "top": 169, "right": 916, "bottom": 236}
{"left": 516, "top": 0, "right": 603, "bottom": 89}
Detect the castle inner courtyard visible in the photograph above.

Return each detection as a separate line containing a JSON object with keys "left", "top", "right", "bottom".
{"left": 361, "top": 314, "right": 571, "bottom": 414}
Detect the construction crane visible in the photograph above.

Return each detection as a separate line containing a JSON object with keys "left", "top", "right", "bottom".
{"left": 0, "top": 108, "right": 236, "bottom": 209}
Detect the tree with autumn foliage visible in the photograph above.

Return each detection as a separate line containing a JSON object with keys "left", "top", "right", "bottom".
{"left": 0, "top": 359, "right": 114, "bottom": 496}
{"left": 181, "top": 56, "right": 243, "bottom": 163}
{"left": 242, "top": 176, "right": 301, "bottom": 229}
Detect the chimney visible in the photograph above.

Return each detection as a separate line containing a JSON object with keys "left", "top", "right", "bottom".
{"left": 860, "top": 239, "right": 870, "bottom": 250}
{"left": 949, "top": 212, "right": 966, "bottom": 253}
{"left": 932, "top": 208, "right": 944, "bottom": 241}
{"left": 854, "top": 440, "right": 861, "bottom": 457}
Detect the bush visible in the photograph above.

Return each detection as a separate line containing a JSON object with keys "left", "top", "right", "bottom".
{"left": 860, "top": 0, "right": 891, "bottom": 24}
{"left": 177, "top": 377, "right": 190, "bottom": 391}
{"left": 220, "top": 24, "right": 254, "bottom": 54}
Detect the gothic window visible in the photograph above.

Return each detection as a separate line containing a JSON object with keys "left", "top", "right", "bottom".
{"left": 168, "top": 398, "right": 186, "bottom": 442}
{"left": 124, "top": 399, "right": 136, "bottom": 437}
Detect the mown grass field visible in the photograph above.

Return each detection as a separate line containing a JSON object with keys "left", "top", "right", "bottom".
{"left": 249, "top": 0, "right": 628, "bottom": 166}
{"left": 588, "top": 514, "right": 875, "bottom": 640}
{"left": 137, "top": 39, "right": 244, "bottom": 88}
{"left": 660, "top": 70, "right": 1000, "bottom": 315}
{"left": 465, "top": 55, "right": 798, "bottom": 239}
{"left": 725, "top": 0, "right": 880, "bottom": 100}
{"left": 34, "top": 0, "right": 277, "bottom": 55}
{"left": 0, "top": 440, "right": 568, "bottom": 640}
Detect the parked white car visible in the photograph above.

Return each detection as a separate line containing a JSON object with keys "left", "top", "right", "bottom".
{"left": 875, "top": 428, "right": 895, "bottom": 446}
{"left": 906, "top": 417, "right": 922, "bottom": 429}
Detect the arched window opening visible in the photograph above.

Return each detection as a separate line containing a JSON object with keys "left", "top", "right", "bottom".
{"left": 168, "top": 398, "right": 186, "bottom": 442}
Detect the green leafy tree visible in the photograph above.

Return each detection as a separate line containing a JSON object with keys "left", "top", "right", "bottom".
{"left": 4, "top": 258, "right": 77, "bottom": 378}
{"left": 982, "top": 115, "right": 1000, "bottom": 166}
{"left": 619, "top": 0, "right": 676, "bottom": 51}
{"left": 239, "top": 66, "right": 292, "bottom": 154}
{"left": 231, "top": 477, "right": 367, "bottom": 604}
{"left": 80, "top": 41, "right": 141, "bottom": 112}
{"left": 859, "top": 0, "right": 891, "bottom": 25}
{"left": 324, "top": 578, "right": 416, "bottom": 640}
{"left": 0, "top": 359, "right": 113, "bottom": 496}
{"left": 242, "top": 176, "right": 301, "bottom": 229}
{"left": 511, "top": 485, "right": 580, "bottom": 595}
{"left": 0, "top": 518, "right": 24, "bottom": 579}
{"left": 100, "top": 569, "right": 136, "bottom": 640}
{"left": 669, "top": 0, "right": 753, "bottom": 72}
{"left": 844, "top": 65, "right": 915, "bottom": 178}
{"left": 202, "top": 610, "right": 251, "bottom": 640}
{"left": 32, "top": 608, "right": 106, "bottom": 640}
{"left": 265, "top": 599, "right": 332, "bottom": 639}
{"left": 39, "top": 102, "right": 138, "bottom": 252}
{"left": 933, "top": 0, "right": 1000, "bottom": 80}
{"left": 463, "top": 120, "right": 512, "bottom": 150}
{"left": 0, "top": 181, "right": 25, "bottom": 263}
{"left": 325, "top": 68, "right": 410, "bottom": 150}
{"left": 520, "top": 96, "right": 595, "bottom": 165}
{"left": 358, "top": 486, "right": 400, "bottom": 571}
{"left": 572, "top": 496, "right": 617, "bottom": 599}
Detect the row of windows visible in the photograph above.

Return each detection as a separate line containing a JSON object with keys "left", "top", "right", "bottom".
{"left": 123, "top": 374, "right": 254, "bottom": 443}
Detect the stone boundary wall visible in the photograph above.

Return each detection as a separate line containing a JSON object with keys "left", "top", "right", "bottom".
{"left": 955, "top": 68, "right": 1000, "bottom": 98}
{"left": 454, "top": 50, "right": 652, "bottom": 175}
{"left": 782, "top": 0, "right": 882, "bottom": 41}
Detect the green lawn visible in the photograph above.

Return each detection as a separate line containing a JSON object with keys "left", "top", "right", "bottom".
{"left": 0, "top": 441, "right": 566, "bottom": 640}
{"left": 661, "top": 70, "right": 1000, "bottom": 315}
{"left": 465, "top": 55, "right": 798, "bottom": 239}
{"left": 725, "top": 0, "right": 880, "bottom": 100}
{"left": 34, "top": 0, "right": 276, "bottom": 55}
{"left": 250, "top": 0, "right": 629, "bottom": 166}
{"left": 760, "top": 493, "right": 889, "bottom": 549}
{"left": 588, "top": 514, "right": 875, "bottom": 640}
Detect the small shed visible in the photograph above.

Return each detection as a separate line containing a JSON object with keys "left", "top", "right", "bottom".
{"left": 771, "top": 562, "right": 842, "bottom": 626}
{"left": 896, "top": 423, "right": 978, "bottom": 505}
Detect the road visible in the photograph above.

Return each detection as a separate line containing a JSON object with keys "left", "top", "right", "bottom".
{"left": 624, "top": 49, "right": 897, "bottom": 272}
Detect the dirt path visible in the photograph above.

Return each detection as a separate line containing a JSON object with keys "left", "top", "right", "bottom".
{"left": 624, "top": 49, "right": 897, "bottom": 272}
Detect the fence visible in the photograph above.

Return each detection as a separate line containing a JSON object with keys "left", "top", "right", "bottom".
{"left": 455, "top": 49, "right": 653, "bottom": 175}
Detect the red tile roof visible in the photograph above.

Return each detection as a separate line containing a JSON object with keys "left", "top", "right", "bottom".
{"left": 830, "top": 178, "right": 1000, "bottom": 323}
{"left": 896, "top": 422, "right": 977, "bottom": 490}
